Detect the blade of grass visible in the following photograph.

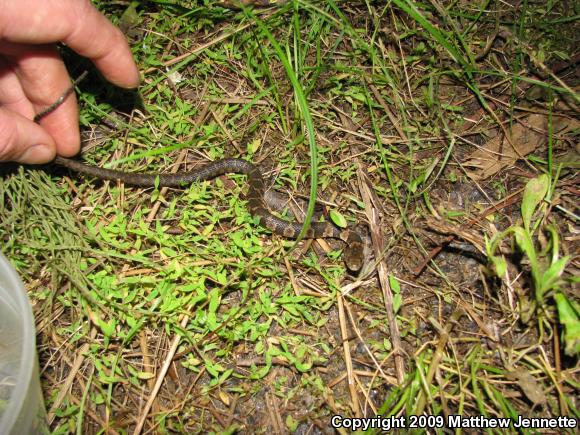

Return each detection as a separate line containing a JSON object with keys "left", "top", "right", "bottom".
{"left": 242, "top": 5, "right": 319, "bottom": 244}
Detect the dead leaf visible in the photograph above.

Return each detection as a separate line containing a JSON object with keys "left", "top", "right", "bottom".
{"left": 463, "top": 114, "right": 547, "bottom": 180}
{"left": 507, "top": 366, "right": 547, "bottom": 406}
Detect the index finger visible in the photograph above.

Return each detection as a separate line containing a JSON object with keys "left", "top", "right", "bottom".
{"left": 0, "top": 0, "right": 140, "bottom": 88}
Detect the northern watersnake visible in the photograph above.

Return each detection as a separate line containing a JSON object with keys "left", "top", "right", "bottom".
{"left": 54, "top": 155, "right": 365, "bottom": 271}
{"left": 37, "top": 76, "right": 365, "bottom": 271}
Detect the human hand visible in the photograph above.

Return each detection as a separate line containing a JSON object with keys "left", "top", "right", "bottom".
{"left": 0, "top": 0, "right": 140, "bottom": 164}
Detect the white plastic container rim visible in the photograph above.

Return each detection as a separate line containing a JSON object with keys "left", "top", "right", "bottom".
{"left": 0, "top": 252, "right": 43, "bottom": 433}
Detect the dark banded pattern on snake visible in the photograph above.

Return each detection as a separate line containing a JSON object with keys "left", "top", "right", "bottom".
{"left": 54, "top": 156, "right": 364, "bottom": 271}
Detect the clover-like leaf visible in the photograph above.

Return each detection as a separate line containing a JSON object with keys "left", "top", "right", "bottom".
{"left": 554, "top": 293, "right": 580, "bottom": 356}
{"left": 521, "top": 174, "right": 549, "bottom": 231}
{"left": 490, "top": 255, "right": 507, "bottom": 278}
{"left": 330, "top": 210, "right": 348, "bottom": 228}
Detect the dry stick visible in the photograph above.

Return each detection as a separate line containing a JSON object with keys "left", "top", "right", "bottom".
{"left": 236, "top": 356, "right": 326, "bottom": 368}
{"left": 40, "top": 316, "right": 81, "bottom": 374}
{"left": 142, "top": 366, "right": 207, "bottom": 435}
{"left": 226, "top": 395, "right": 240, "bottom": 427}
{"left": 43, "top": 371, "right": 120, "bottom": 434}
{"left": 358, "top": 173, "right": 406, "bottom": 383}
{"left": 367, "top": 83, "right": 407, "bottom": 142}
{"left": 120, "top": 258, "right": 239, "bottom": 276}
{"left": 47, "top": 328, "right": 97, "bottom": 425}
{"left": 132, "top": 313, "right": 191, "bottom": 435}
{"left": 434, "top": 369, "right": 451, "bottom": 419}
{"left": 354, "top": 374, "right": 379, "bottom": 416}
{"left": 344, "top": 303, "right": 390, "bottom": 380}
{"left": 343, "top": 304, "right": 391, "bottom": 416}
{"left": 310, "top": 110, "right": 400, "bottom": 147}
{"left": 456, "top": 52, "right": 579, "bottom": 134}
{"left": 456, "top": 299, "right": 496, "bottom": 340}
{"left": 413, "top": 186, "right": 525, "bottom": 275}
{"left": 336, "top": 292, "right": 361, "bottom": 417}
{"left": 553, "top": 326, "right": 567, "bottom": 415}
{"left": 143, "top": 23, "right": 251, "bottom": 74}
{"left": 329, "top": 137, "right": 360, "bottom": 415}
{"left": 265, "top": 390, "right": 286, "bottom": 434}
{"left": 414, "top": 311, "right": 463, "bottom": 415}
{"left": 328, "top": 370, "right": 399, "bottom": 388}
{"left": 139, "top": 331, "right": 155, "bottom": 415}
{"left": 211, "top": 108, "right": 243, "bottom": 155}
{"left": 283, "top": 256, "right": 301, "bottom": 296}
{"left": 206, "top": 96, "right": 270, "bottom": 105}
{"left": 143, "top": 10, "right": 282, "bottom": 75}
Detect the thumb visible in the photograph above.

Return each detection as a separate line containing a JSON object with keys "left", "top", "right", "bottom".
{"left": 0, "top": 107, "right": 56, "bottom": 164}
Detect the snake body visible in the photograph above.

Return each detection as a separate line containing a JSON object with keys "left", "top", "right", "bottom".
{"left": 55, "top": 156, "right": 364, "bottom": 271}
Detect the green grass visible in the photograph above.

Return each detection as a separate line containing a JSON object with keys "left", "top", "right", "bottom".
{"left": 1, "top": 0, "right": 578, "bottom": 433}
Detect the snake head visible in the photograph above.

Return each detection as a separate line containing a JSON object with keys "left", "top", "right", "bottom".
{"left": 341, "top": 230, "right": 364, "bottom": 272}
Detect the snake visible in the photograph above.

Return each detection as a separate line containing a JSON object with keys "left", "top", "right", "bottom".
{"left": 35, "top": 74, "right": 364, "bottom": 271}
{"left": 53, "top": 156, "right": 364, "bottom": 271}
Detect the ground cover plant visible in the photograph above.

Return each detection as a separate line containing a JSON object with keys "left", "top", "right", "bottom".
{"left": 0, "top": 0, "right": 578, "bottom": 433}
